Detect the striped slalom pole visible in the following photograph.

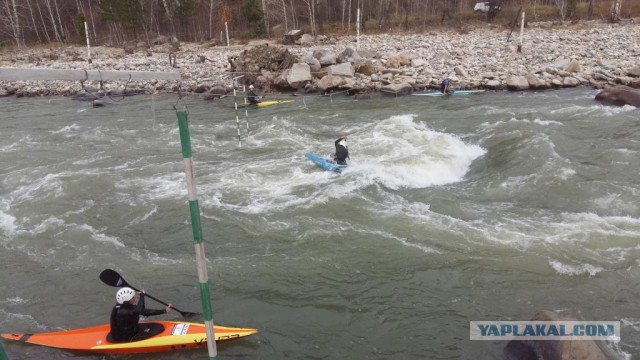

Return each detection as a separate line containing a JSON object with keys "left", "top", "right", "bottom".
{"left": 244, "top": 85, "right": 250, "bottom": 137}
{"left": 175, "top": 109, "right": 218, "bottom": 360}
{"left": 232, "top": 77, "right": 243, "bottom": 147}
{"left": 0, "top": 342, "right": 8, "bottom": 360}
{"left": 233, "top": 86, "right": 242, "bottom": 147}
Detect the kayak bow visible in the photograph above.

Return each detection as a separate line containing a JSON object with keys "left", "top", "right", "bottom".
{"left": 256, "top": 100, "right": 294, "bottom": 107}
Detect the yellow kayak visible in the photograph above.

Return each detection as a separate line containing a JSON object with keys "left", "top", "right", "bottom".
{"left": 256, "top": 100, "right": 294, "bottom": 107}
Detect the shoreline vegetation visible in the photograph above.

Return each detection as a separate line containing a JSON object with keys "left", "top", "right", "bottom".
{"left": 0, "top": 19, "right": 639, "bottom": 100}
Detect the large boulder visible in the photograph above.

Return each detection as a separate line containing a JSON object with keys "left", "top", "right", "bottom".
{"left": 380, "top": 82, "right": 413, "bottom": 96}
{"left": 301, "top": 52, "right": 322, "bottom": 73}
{"left": 313, "top": 49, "right": 336, "bottom": 66}
{"left": 336, "top": 47, "right": 361, "bottom": 63}
{"left": 328, "top": 63, "right": 354, "bottom": 78}
{"left": 628, "top": 66, "right": 640, "bottom": 77}
{"left": 287, "top": 63, "right": 312, "bottom": 89}
{"left": 526, "top": 74, "right": 550, "bottom": 90}
{"left": 317, "top": 74, "right": 348, "bottom": 91}
{"left": 353, "top": 60, "right": 376, "bottom": 76}
{"left": 504, "top": 310, "right": 608, "bottom": 360}
{"left": 564, "top": 60, "right": 580, "bottom": 73}
{"left": 595, "top": 85, "right": 640, "bottom": 107}
{"left": 506, "top": 76, "right": 530, "bottom": 91}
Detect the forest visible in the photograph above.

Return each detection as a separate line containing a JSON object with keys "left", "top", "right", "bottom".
{"left": 0, "top": 0, "right": 636, "bottom": 48}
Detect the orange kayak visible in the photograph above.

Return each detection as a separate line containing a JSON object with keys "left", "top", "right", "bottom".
{"left": 1, "top": 321, "right": 257, "bottom": 354}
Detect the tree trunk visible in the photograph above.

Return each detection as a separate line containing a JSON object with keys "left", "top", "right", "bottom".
{"left": 289, "top": 0, "right": 297, "bottom": 29}
{"left": 35, "top": 0, "right": 51, "bottom": 42}
{"left": 610, "top": 0, "right": 621, "bottom": 23}
{"left": 44, "top": 0, "right": 62, "bottom": 42}
{"left": 282, "top": 0, "right": 288, "bottom": 32}
{"left": 262, "top": 0, "right": 269, "bottom": 36}
{"left": 348, "top": 0, "right": 352, "bottom": 31}
{"left": 161, "top": 0, "right": 178, "bottom": 40}
{"left": 26, "top": 0, "right": 42, "bottom": 43}
{"left": 87, "top": 0, "right": 97, "bottom": 42}
{"left": 53, "top": 0, "right": 65, "bottom": 41}
{"left": 139, "top": 0, "right": 150, "bottom": 44}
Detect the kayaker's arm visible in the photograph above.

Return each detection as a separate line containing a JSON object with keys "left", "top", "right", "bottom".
{"left": 136, "top": 292, "right": 167, "bottom": 316}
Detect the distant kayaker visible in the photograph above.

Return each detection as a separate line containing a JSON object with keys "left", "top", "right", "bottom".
{"left": 334, "top": 135, "right": 350, "bottom": 166}
{"left": 247, "top": 84, "right": 261, "bottom": 104}
{"left": 440, "top": 78, "right": 452, "bottom": 93}
{"left": 110, "top": 287, "right": 173, "bottom": 342}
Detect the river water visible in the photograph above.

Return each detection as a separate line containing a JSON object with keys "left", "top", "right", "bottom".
{"left": 0, "top": 89, "right": 638, "bottom": 359}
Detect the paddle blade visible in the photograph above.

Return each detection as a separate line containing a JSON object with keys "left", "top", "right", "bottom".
{"left": 99, "top": 269, "right": 130, "bottom": 288}
{"left": 179, "top": 311, "right": 201, "bottom": 319}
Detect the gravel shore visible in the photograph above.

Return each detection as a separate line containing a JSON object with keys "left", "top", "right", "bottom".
{"left": 0, "top": 19, "right": 639, "bottom": 98}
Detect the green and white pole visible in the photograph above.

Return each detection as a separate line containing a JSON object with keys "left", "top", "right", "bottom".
{"left": 244, "top": 85, "right": 250, "bottom": 137}
{"left": 176, "top": 109, "right": 218, "bottom": 360}
{"left": 232, "top": 76, "right": 243, "bottom": 147}
{"left": 0, "top": 342, "right": 8, "bottom": 360}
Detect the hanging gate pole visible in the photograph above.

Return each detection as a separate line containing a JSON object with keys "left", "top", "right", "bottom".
{"left": 175, "top": 109, "right": 218, "bottom": 360}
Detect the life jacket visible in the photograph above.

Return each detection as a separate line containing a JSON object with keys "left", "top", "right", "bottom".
{"left": 109, "top": 303, "right": 140, "bottom": 342}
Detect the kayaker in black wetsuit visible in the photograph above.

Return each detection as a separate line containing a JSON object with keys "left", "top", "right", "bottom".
{"left": 334, "top": 135, "right": 349, "bottom": 165}
{"left": 247, "top": 84, "right": 261, "bottom": 104}
{"left": 110, "top": 287, "right": 172, "bottom": 342}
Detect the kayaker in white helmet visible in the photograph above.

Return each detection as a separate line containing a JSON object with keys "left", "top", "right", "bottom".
{"left": 247, "top": 84, "right": 261, "bottom": 104}
{"left": 110, "top": 287, "right": 172, "bottom": 342}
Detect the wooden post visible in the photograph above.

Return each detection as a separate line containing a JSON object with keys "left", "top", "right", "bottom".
{"left": 225, "top": 22, "right": 230, "bottom": 47}
{"left": 517, "top": 11, "right": 525, "bottom": 53}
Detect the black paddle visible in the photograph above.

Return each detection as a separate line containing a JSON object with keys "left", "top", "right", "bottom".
{"left": 99, "top": 269, "right": 200, "bottom": 318}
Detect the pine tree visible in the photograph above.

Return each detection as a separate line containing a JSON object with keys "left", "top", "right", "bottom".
{"left": 241, "top": 0, "right": 266, "bottom": 37}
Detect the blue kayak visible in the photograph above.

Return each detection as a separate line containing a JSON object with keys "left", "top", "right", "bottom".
{"left": 306, "top": 153, "right": 347, "bottom": 174}
{"left": 412, "top": 90, "right": 485, "bottom": 96}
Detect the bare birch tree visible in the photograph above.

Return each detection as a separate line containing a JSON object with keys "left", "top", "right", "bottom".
{"left": 281, "top": 0, "right": 288, "bottom": 32}
{"left": 555, "top": 0, "right": 566, "bottom": 21}
{"left": 26, "top": 0, "right": 42, "bottom": 43}
{"left": 161, "top": 0, "right": 178, "bottom": 40}
{"left": 35, "top": 0, "right": 51, "bottom": 42}
{"left": 611, "top": 0, "right": 621, "bottom": 22}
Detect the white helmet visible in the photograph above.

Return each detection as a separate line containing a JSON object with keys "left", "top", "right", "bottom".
{"left": 116, "top": 287, "right": 136, "bottom": 304}
{"left": 249, "top": 85, "right": 254, "bottom": 89}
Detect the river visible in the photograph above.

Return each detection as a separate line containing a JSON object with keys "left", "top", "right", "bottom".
{"left": 0, "top": 88, "right": 638, "bottom": 359}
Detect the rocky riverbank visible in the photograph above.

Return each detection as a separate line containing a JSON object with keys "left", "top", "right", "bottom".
{"left": 0, "top": 19, "right": 639, "bottom": 99}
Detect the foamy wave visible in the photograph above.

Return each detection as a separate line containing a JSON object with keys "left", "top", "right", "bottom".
{"left": 592, "top": 103, "right": 637, "bottom": 115}
{"left": 129, "top": 205, "right": 158, "bottom": 225}
{"left": 0, "top": 210, "right": 18, "bottom": 236}
{"left": 621, "top": 318, "right": 640, "bottom": 331}
{"left": 76, "top": 224, "right": 125, "bottom": 247}
{"left": 50, "top": 123, "right": 81, "bottom": 134}
{"left": 549, "top": 260, "right": 603, "bottom": 276}
{"left": 354, "top": 114, "right": 486, "bottom": 189}
{"left": 129, "top": 249, "right": 184, "bottom": 265}
{"left": 1, "top": 297, "right": 27, "bottom": 304}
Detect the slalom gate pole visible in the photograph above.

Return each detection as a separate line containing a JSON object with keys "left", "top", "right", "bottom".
{"left": 1, "top": 340, "right": 8, "bottom": 360}
{"left": 244, "top": 85, "right": 250, "bottom": 137}
{"left": 232, "top": 76, "right": 244, "bottom": 147}
{"left": 175, "top": 109, "right": 218, "bottom": 360}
